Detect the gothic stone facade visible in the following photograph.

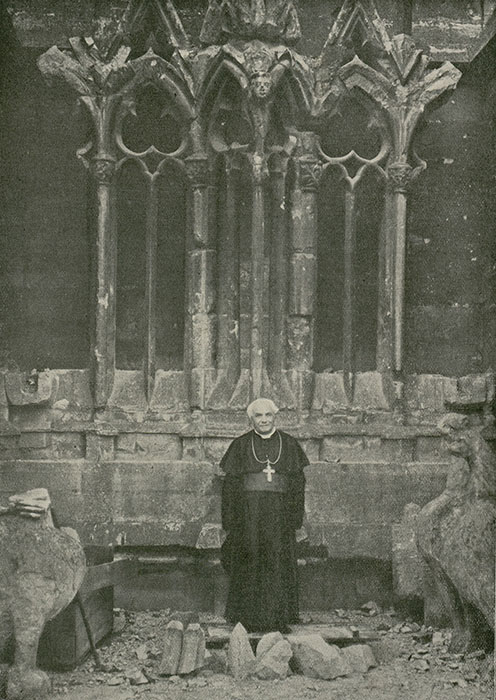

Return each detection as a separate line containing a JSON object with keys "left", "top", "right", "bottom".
{"left": 1, "top": 1, "right": 495, "bottom": 609}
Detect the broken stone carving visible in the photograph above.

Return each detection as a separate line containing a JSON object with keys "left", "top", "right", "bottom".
{"left": 158, "top": 620, "right": 206, "bottom": 676}
{"left": 225, "top": 624, "right": 376, "bottom": 681}
{"left": 254, "top": 636, "right": 292, "bottom": 680}
{"left": 288, "top": 634, "right": 351, "bottom": 680}
{"left": 227, "top": 622, "right": 256, "bottom": 679}
{"left": 416, "top": 413, "right": 496, "bottom": 652}
{"left": 0, "top": 488, "right": 86, "bottom": 700}
{"left": 4, "top": 371, "right": 58, "bottom": 406}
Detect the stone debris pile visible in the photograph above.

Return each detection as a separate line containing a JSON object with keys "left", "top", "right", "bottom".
{"left": 226, "top": 623, "right": 377, "bottom": 681}
{"left": 47, "top": 609, "right": 492, "bottom": 695}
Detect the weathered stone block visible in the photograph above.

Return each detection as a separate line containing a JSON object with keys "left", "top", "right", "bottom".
{"left": 9, "top": 407, "right": 51, "bottom": 431}
{"left": 150, "top": 371, "right": 189, "bottom": 410}
{"left": 115, "top": 434, "right": 136, "bottom": 455}
{"left": 404, "top": 374, "right": 456, "bottom": 412}
{"left": 321, "top": 437, "right": 365, "bottom": 463}
{"left": 51, "top": 433, "right": 85, "bottom": 459}
{"left": 289, "top": 254, "right": 316, "bottom": 316}
{"left": 312, "top": 373, "right": 348, "bottom": 410}
{"left": 53, "top": 370, "right": 92, "bottom": 408}
{"left": 288, "top": 635, "right": 350, "bottom": 680}
{"left": 110, "top": 460, "right": 220, "bottom": 546}
{"left": 254, "top": 639, "right": 292, "bottom": 680}
{"left": 203, "top": 438, "right": 232, "bottom": 464}
{"left": 5, "top": 371, "right": 58, "bottom": 406}
{"left": 228, "top": 623, "right": 255, "bottom": 680}
{"left": 362, "top": 437, "right": 415, "bottom": 462}
{"left": 444, "top": 373, "right": 489, "bottom": 405}
{"left": 305, "top": 462, "right": 448, "bottom": 560}
{"left": 177, "top": 623, "right": 205, "bottom": 675}
{"left": 353, "top": 373, "right": 390, "bottom": 410}
{"left": 134, "top": 434, "right": 182, "bottom": 459}
{"left": 0, "top": 461, "right": 84, "bottom": 524}
{"left": 85, "top": 434, "right": 114, "bottom": 461}
{"left": 19, "top": 433, "right": 50, "bottom": 450}
{"left": 340, "top": 645, "right": 376, "bottom": 674}
{"left": 182, "top": 437, "right": 204, "bottom": 461}
{"left": 158, "top": 621, "right": 183, "bottom": 676}
{"left": 108, "top": 371, "right": 147, "bottom": 409}
{"left": 0, "top": 436, "right": 19, "bottom": 452}
{"left": 256, "top": 631, "right": 284, "bottom": 658}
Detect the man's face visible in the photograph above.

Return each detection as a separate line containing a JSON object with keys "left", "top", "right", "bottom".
{"left": 251, "top": 75, "right": 272, "bottom": 100}
{"left": 251, "top": 409, "right": 275, "bottom": 435}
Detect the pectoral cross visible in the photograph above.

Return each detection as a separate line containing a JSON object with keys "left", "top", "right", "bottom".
{"left": 263, "top": 461, "right": 275, "bottom": 483}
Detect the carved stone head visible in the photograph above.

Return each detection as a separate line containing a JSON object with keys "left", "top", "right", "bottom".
{"left": 250, "top": 73, "right": 273, "bottom": 100}
{"left": 438, "top": 413, "right": 479, "bottom": 460}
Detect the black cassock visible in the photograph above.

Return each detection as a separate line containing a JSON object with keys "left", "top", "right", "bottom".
{"left": 220, "top": 430, "right": 308, "bottom": 632}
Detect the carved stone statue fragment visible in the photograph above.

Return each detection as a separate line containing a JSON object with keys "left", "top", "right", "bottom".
{"left": 416, "top": 413, "right": 496, "bottom": 653}
{"left": 0, "top": 489, "right": 86, "bottom": 700}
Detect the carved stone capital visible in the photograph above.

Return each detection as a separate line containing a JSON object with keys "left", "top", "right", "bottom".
{"left": 185, "top": 156, "right": 210, "bottom": 187}
{"left": 387, "top": 162, "right": 414, "bottom": 192}
{"left": 91, "top": 157, "right": 116, "bottom": 185}
{"left": 298, "top": 159, "right": 323, "bottom": 191}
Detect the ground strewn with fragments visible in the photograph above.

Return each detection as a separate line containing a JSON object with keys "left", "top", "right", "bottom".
{"left": 44, "top": 609, "right": 493, "bottom": 700}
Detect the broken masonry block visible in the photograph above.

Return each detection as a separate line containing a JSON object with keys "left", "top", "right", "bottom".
{"left": 158, "top": 621, "right": 184, "bottom": 676}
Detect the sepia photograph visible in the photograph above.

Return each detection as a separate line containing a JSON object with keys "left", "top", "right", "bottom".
{"left": 0, "top": 1, "right": 494, "bottom": 698}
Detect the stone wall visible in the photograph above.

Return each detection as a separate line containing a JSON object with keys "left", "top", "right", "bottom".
{"left": 1, "top": 0, "right": 495, "bottom": 610}
{"left": 2, "top": 369, "right": 493, "bottom": 554}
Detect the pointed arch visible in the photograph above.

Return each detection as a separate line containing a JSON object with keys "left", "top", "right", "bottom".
{"left": 322, "top": 0, "right": 391, "bottom": 58}
{"left": 120, "top": 0, "right": 189, "bottom": 53}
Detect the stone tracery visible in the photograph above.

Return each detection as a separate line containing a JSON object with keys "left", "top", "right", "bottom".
{"left": 36, "top": 0, "right": 462, "bottom": 411}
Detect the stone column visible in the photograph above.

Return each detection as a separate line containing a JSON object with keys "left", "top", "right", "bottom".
{"left": 185, "top": 153, "right": 216, "bottom": 409}
{"left": 84, "top": 97, "right": 120, "bottom": 411}
{"left": 267, "top": 151, "right": 296, "bottom": 406}
{"left": 144, "top": 174, "right": 159, "bottom": 404}
{"left": 381, "top": 162, "right": 415, "bottom": 375}
{"left": 339, "top": 37, "right": 461, "bottom": 384}
{"left": 249, "top": 153, "right": 268, "bottom": 401}
{"left": 207, "top": 152, "right": 242, "bottom": 408}
{"left": 288, "top": 134, "right": 321, "bottom": 410}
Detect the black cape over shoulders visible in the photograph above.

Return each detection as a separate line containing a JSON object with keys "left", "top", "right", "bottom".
{"left": 220, "top": 430, "right": 309, "bottom": 632}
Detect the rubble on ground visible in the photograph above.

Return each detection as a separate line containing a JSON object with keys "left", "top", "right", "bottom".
{"left": 48, "top": 608, "right": 493, "bottom": 697}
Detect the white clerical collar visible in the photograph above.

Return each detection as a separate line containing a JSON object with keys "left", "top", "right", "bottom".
{"left": 254, "top": 428, "right": 276, "bottom": 439}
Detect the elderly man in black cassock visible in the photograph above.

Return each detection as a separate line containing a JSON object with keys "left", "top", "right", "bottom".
{"left": 220, "top": 398, "right": 309, "bottom": 633}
